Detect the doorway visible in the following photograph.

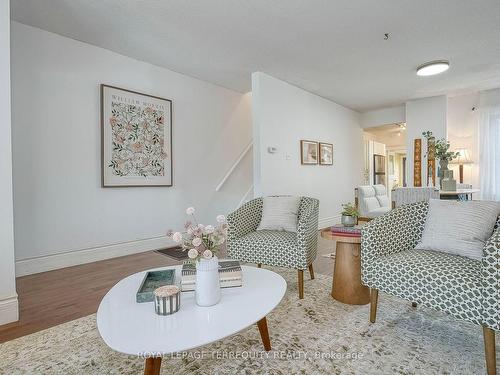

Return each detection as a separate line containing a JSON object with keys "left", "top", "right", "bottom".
{"left": 363, "top": 123, "right": 407, "bottom": 197}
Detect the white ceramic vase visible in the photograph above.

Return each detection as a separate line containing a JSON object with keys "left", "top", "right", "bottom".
{"left": 195, "top": 255, "right": 221, "bottom": 307}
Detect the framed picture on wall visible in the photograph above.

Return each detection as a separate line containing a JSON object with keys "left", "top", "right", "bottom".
{"left": 319, "top": 142, "right": 333, "bottom": 165}
{"left": 101, "top": 84, "right": 173, "bottom": 187}
{"left": 300, "top": 140, "right": 318, "bottom": 164}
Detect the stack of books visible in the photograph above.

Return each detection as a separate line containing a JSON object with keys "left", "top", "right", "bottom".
{"left": 330, "top": 224, "right": 362, "bottom": 237}
{"left": 181, "top": 260, "right": 242, "bottom": 291}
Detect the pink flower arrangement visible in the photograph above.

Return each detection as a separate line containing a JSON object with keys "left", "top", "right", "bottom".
{"left": 167, "top": 207, "right": 227, "bottom": 261}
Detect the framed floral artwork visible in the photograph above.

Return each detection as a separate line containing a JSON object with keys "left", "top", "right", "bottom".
{"left": 319, "top": 142, "right": 333, "bottom": 165}
{"left": 101, "top": 85, "right": 172, "bottom": 187}
{"left": 300, "top": 140, "right": 318, "bottom": 165}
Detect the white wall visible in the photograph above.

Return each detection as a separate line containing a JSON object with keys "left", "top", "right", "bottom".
{"left": 252, "top": 72, "right": 364, "bottom": 228}
{"left": 372, "top": 141, "right": 386, "bottom": 156}
{"left": 360, "top": 105, "right": 405, "bottom": 129}
{"left": 405, "top": 96, "right": 447, "bottom": 187}
{"left": 479, "top": 88, "right": 500, "bottom": 107}
{"left": 0, "top": 0, "right": 19, "bottom": 324}
{"left": 364, "top": 128, "right": 406, "bottom": 150}
{"left": 11, "top": 23, "right": 252, "bottom": 275}
{"left": 447, "top": 93, "right": 479, "bottom": 187}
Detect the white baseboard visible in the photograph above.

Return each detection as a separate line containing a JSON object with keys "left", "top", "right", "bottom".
{"left": 15, "top": 236, "right": 175, "bottom": 277}
{"left": 318, "top": 215, "right": 341, "bottom": 229}
{"left": 0, "top": 296, "right": 19, "bottom": 326}
{"left": 16, "top": 215, "right": 338, "bottom": 277}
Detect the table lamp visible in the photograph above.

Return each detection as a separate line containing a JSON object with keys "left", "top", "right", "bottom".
{"left": 450, "top": 148, "right": 472, "bottom": 183}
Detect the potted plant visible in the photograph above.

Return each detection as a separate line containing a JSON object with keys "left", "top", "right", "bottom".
{"left": 341, "top": 202, "right": 359, "bottom": 227}
{"left": 422, "top": 131, "right": 460, "bottom": 179}
{"left": 167, "top": 207, "right": 228, "bottom": 306}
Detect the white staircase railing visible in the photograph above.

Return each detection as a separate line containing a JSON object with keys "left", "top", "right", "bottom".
{"left": 237, "top": 185, "right": 254, "bottom": 208}
{"left": 215, "top": 141, "right": 253, "bottom": 192}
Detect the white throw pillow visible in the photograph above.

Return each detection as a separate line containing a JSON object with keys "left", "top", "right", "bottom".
{"left": 257, "top": 196, "right": 301, "bottom": 232}
{"left": 363, "top": 197, "right": 380, "bottom": 213}
{"left": 415, "top": 199, "right": 500, "bottom": 260}
{"left": 376, "top": 195, "right": 390, "bottom": 208}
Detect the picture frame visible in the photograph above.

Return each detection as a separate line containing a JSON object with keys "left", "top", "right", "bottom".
{"left": 300, "top": 140, "right": 319, "bottom": 165}
{"left": 101, "top": 84, "right": 173, "bottom": 187}
{"left": 319, "top": 142, "right": 333, "bottom": 165}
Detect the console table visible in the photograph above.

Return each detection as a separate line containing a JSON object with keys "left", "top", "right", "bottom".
{"left": 439, "top": 188, "right": 480, "bottom": 201}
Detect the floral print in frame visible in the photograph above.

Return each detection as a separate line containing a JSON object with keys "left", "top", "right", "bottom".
{"left": 101, "top": 85, "right": 172, "bottom": 187}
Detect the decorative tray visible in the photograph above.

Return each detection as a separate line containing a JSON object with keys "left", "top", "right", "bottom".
{"left": 136, "top": 269, "right": 176, "bottom": 303}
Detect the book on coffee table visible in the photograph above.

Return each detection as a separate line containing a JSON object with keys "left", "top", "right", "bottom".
{"left": 181, "top": 260, "right": 242, "bottom": 291}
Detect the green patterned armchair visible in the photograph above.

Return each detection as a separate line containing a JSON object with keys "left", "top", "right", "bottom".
{"left": 361, "top": 202, "right": 499, "bottom": 375}
{"left": 227, "top": 196, "right": 319, "bottom": 299}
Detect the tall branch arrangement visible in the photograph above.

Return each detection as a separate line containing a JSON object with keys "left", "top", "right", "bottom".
{"left": 422, "top": 131, "right": 459, "bottom": 162}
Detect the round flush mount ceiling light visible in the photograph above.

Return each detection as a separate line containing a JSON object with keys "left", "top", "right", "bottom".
{"left": 416, "top": 60, "right": 450, "bottom": 76}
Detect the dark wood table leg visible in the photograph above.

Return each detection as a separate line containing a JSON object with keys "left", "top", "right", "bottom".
{"left": 257, "top": 317, "right": 271, "bottom": 351}
{"left": 144, "top": 357, "right": 162, "bottom": 375}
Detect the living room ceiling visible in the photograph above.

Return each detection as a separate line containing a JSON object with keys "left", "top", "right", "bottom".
{"left": 11, "top": 0, "right": 500, "bottom": 112}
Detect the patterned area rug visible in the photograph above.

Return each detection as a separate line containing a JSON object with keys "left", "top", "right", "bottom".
{"left": 1, "top": 267, "right": 498, "bottom": 374}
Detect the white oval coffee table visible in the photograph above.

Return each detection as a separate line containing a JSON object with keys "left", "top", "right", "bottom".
{"left": 97, "top": 265, "right": 286, "bottom": 375}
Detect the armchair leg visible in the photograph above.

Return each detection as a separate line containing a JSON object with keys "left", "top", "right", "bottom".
{"left": 369, "top": 289, "right": 378, "bottom": 323}
{"left": 483, "top": 327, "right": 497, "bottom": 375}
{"left": 298, "top": 270, "right": 304, "bottom": 299}
{"left": 308, "top": 264, "right": 315, "bottom": 280}
{"left": 257, "top": 263, "right": 262, "bottom": 268}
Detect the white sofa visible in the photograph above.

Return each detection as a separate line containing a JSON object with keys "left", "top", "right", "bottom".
{"left": 356, "top": 185, "right": 391, "bottom": 218}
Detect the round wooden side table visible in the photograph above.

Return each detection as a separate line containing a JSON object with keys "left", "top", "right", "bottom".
{"left": 321, "top": 230, "right": 370, "bottom": 305}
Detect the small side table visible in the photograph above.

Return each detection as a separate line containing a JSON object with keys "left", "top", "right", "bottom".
{"left": 320, "top": 230, "right": 370, "bottom": 305}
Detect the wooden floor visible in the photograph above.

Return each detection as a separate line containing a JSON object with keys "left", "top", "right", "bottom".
{"left": 0, "top": 235, "right": 335, "bottom": 343}
{"left": 0, "top": 251, "right": 178, "bottom": 343}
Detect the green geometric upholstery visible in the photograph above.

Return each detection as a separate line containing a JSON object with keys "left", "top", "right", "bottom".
{"left": 483, "top": 216, "right": 500, "bottom": 331}
{"left": 365, "top": 249, "right": 482, "bottom": 325}
{"left": 227, "top": 197, "right": 319, "bottom": 270}
{"left": 361, "top": 202, "right": 500, "bottom": 331}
